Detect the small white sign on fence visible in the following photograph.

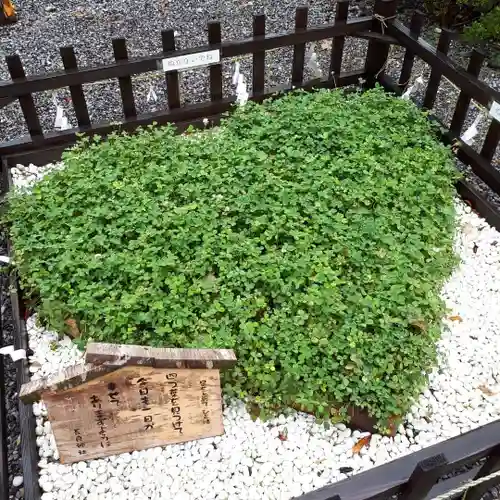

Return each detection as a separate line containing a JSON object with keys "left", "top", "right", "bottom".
{"left": 489, "top": 101, "right": 500, "bottom": 123}
{"left": 162, "top": 49, "right": 220, "bottom": 73}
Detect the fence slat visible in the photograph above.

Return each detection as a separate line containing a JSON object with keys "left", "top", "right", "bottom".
{"left": 364, "top": 0, "right": 398, "bottom": 87}
{"left": 388, "top": 21, "right": 500, "bottom": 110}
{"left": 449, "top": 49, "right": 485, "bottom": 136}
{"left": 0, "top": 70, "right": 365, "bottom": 162}
{"left": 9, "top": 276, "right": 42, "bottom": 500}
{"left": 376, "top": 74, "right": 500, "bottom": 196}
{"left": 422, "top": 28, "right": 453, "bottom": 110}
{"left": 112, "top": 39, "right": 137, "bottom": 119}
{"left": 0, "top": 97, "right": 15, "bottom": 109}
{"left": 0, "top": 17, "right": 374, "bottom": 100}
{"left": 208, "top": 22, "right": 223, "bottom": 102}
{"left": 465, "top": 445, "right": 500, "bottom": 500}
{"left": 399, "top": 454, "right": 448, "bottom": 500}
{"left": 0, "top": 269, "right": 9, "bottom": 500}
{"left": 454, "top": 138, "right": 500, "bottom": 195}
{"left": 162, "top": 30, "right": 181, "bottom": 109}
{"left": 6, "top": 55, "right": 43, "bottom": 138}
{"left": 298, "top": 421, "right": 500, "bottom": 500}
{"left": 398, "top": 10, "right": 424, "bottom": 87}
{"left": 376, "top": 75, "right": 500, "bottom": 196}
{"left": 330, "top": 0, "right": 349, "bottom": 80}
{"left": 291, "top": 6, "right": 308, "bottom": 86}
{"left": 60, "top": 47, "right": 91, "bottom": 128}
{"left": 252, "top": 14, "right": 266, "bottom": 95}
{"left": 481, "top": 118, "right": 500, "bottom": 163}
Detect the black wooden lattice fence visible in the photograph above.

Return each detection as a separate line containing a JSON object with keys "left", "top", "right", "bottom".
{"left": 1, "top": 1, "right": 500, "bottom": 499}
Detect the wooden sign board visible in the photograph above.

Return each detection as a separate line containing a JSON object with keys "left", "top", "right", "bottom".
{"left": 20, "top": 344, "right": 237, "bottom": 463}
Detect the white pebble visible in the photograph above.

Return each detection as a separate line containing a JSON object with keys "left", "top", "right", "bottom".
{"left": 12, "top": 476, "right": 23, "bottom": 487}
{"left": 23, "top": 198, "right": 500, "bottom": 498}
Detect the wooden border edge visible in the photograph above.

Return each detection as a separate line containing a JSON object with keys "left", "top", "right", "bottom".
{"left": 19, "top": 362, "right": 123, "bottom": 403}
{"left": 84, "top": 342, "right": 237, "bottom": 370}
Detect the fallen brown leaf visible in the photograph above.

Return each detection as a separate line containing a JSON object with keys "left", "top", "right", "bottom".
{"left": 478, "top": 384, "right": 496, "bottom": 396}
{"left": 449, "top": 315, "right": 463, "bottom": 322}
{"left": 352, "top": 435, "right": 371, "bottom": 454}
{"left": 65, "top": 318, "right": 80, "bottom": 338}
{"left": 4, "top": 0, "right": 15, "bottom": 17}
{"left": 410, "top": 319, "right": 427, "bottom": 332}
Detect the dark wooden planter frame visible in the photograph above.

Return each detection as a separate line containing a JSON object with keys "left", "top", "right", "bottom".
{"left": 1, "top": 0, "right": 500, "bottom": 499}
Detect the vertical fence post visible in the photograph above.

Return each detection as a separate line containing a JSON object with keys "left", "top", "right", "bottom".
{"left": 364, "top": 0, "right": 398, "bottom": 88}
{"left": 112, "top": 38, "right": 137, "bottom": 120}
{"left": 449, "top": 49, "right": 485, "bottom": 136}
{"left": 481, "top": 118, "right": 500, "bottom": 163}
{"left": 398, "top": 10, "right": 424, "bottom": 88}
{"left": 329, "top": 0, "right": 349, "bottom": 82}
{"left": 6, "top": 55, "right": 44, "bottom": 139}
{"left": 162, "top": 30, "right": 181, "bottom": 110}
{"left": 60, "top": 46, "right": 91, "bottom": 128}
{"left": 10, "top": 278, "right": 41, "bottom": 500}
{"left": 422, "top": 28, "right": 453, "bottom": 110}
{"left": 399, "top": 454, "right": 448, "bottom": 500}
{"left": 0, "top": 260, "right": 9, "bottom": 500}
{"left": 465, "top": 445, "right": 500, "bottom": 500}
{"left": 291, "top": 6, "right": 308, "bottom": 87}
{"left": 252, "top": 14, "right": 266, "bottom": 96}
{"left": 207, "top": 22, "right": 223, "bottom": 102}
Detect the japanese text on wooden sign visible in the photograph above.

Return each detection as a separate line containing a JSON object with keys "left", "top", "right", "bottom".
{"left": 161, "top": 49, "right": 220, "bottom": 72}
{"left": 43, "top": 367, "right": 223, "bottom": 463}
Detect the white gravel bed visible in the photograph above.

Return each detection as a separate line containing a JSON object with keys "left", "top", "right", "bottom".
{"left": 10, "top": 163, "right": 64, "bottom": 191}
{"left": 18, "top": 189, "right": 499, "bottom": 500}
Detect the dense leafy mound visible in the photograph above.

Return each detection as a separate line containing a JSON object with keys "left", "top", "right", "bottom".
{"left": 5, "top": 88, "right": 458, "bottom": 425}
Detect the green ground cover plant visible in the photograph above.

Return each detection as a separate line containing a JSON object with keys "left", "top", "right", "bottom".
{"left": 424, "top": 0, "right": 500, "bottom": 46}
{"left": 4, "top": 87, "right": 459, "bottom": 426}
